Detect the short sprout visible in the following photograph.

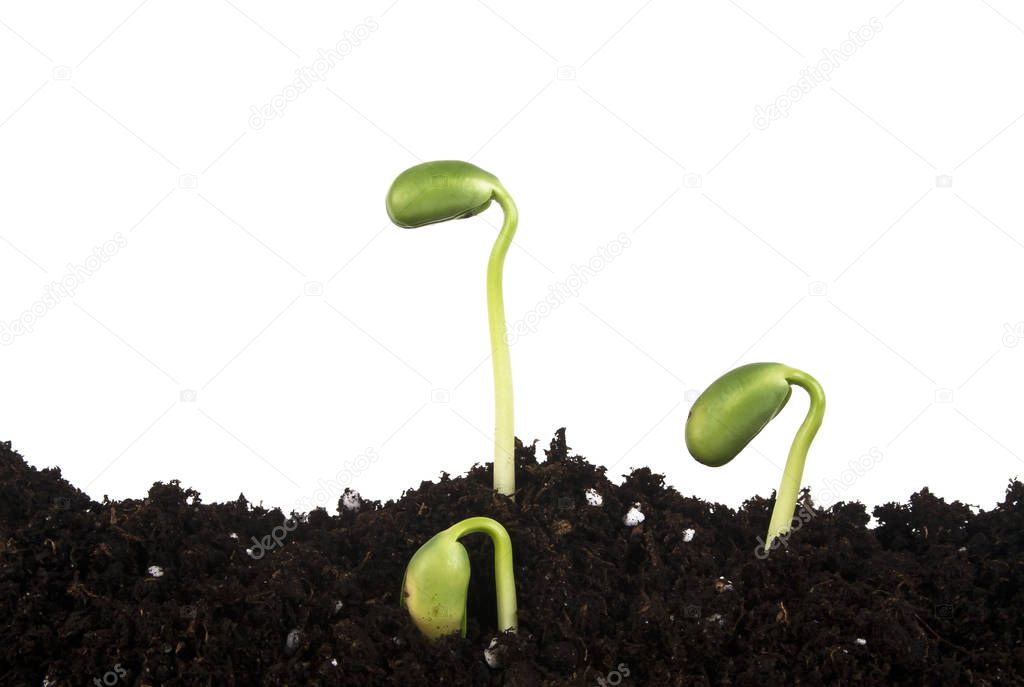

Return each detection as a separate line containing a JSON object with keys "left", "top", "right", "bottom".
{"left": 401, "top": 516, "right": 518, "bottom": 639}
{"left": 685, "top": 362, "right": 825, "bottom": 549}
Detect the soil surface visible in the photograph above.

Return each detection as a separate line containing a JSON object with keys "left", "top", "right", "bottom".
{"left": 1, "top": 432, "right": 1022, "bottom": 686}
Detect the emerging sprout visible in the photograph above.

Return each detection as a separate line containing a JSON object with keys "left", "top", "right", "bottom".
{"left": 386, "top": 161, "right": 519, "bottom": 497}
{"left": 401, "top": 516, "right": 518, "bottom": 639}
{"left": 685, "top": 362, "right": 825, "bottom": 548}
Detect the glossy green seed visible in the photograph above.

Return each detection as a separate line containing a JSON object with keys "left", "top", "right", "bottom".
{"left": 386, "top": 160, "right": 500, "bottom": 228}
{"left": 686, "top": 363, "right": 793, "bottom": 467}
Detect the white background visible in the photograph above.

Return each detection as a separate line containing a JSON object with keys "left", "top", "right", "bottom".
{"left": 2, "top": 1, "right": 1022, "bottom": 516}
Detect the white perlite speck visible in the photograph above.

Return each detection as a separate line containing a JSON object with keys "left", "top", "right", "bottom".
{"left": 229, "top": 532, "right": 239, "bottom": 540}
{"left": 147, "top": 565, "right": 164, "bottom": 578}
{"left": 585, "top": 489, "right": 603, "bottom": 507}
{"left": 286, "top": 629, "right": 301, "bottom": 653}
{"left": 623, "top": 503, "right": 645, "bottom": 527}
{"left": 484, "top": 637, "right": 502, "bottom": 669}
{"left": 682, "top": 528, "right": 695, "bottom": 542}
{"left": 855, "top": 638, "right": 867, "bottom": 646}
{"left": 341, "top": 491, "right": 362, "bottom": 512}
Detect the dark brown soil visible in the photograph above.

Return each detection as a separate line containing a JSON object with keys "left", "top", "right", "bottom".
{"left": 1, "top": 432, "right": 1022, "bottom": 686}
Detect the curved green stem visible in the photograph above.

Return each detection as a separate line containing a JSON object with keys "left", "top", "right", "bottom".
{"left": 765, "top": 368, "right": 826, "bottom": 546}
{"left": 385, "top": 161, "right": 520, "bottom": 498}
{"left": 450, "top": 516, "right": 518, "bottom": 633}
{"left": 487, "top": 187, "right": 517, "bottom": 498}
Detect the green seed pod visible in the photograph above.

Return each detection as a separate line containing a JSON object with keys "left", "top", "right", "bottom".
{"left": 401, "top": 517, "right": 518, "bottom": 639}
{"left": 386, "top": 160, "right": 501, "bottom": 228}
{"left": 685, "top": 363, "right": 825, "bottom": 549}
{"left": 686, "top": 363, "right": 793, "bottom": 467}
{"left": 401, "top": 530, "right": 472, "bottom": 638}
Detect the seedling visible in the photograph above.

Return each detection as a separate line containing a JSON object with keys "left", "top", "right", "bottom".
{"left": 685, "top": 362, "right": 825, "bottom": 548}
{"left": 386, "top": 161, "right": 519, "bottom": 497}
{"left": 401, "top": 516, "right": 518, "bottom": 639}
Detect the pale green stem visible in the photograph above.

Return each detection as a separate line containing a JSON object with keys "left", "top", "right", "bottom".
{"left": 450, "top": 516, "right": 518, "bottom": 633}
{"left": 487, "top": 186, "right": 517, "bottom": 498}
{"left": 766, "top": 368, "right": 826, "bottom": 546}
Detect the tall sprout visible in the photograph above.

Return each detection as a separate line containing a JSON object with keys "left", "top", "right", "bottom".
{"left": 387, "top": 161, "right": 518, "bottom": 496}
